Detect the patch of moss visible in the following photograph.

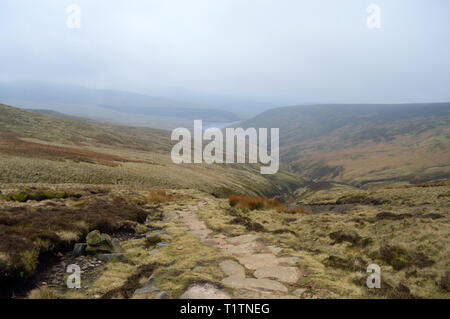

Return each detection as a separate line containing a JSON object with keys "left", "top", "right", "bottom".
{"left": 1, "top": 189, "right": 79, "bottom": 202}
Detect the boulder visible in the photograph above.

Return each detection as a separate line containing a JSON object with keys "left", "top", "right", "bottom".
{"left": 111, "top": 238, "right": 124, "bottom": 253}
{"left": 86, "top": 230, "right": 113, "bottom": 255}
{"left": 145, "top": 233, "right": 162, "bottom": 246}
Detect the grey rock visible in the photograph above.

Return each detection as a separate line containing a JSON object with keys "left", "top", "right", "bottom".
{"left": 193, "top": 266, "right": 204, "bottom": 272}
{"left": 156, "top": 242, "right": 169, "bottom": 247}
{"left": 72, "top": 243, "right": 87, "bottom": 257}
{"left": 143, "top": 274, "right": 155, "bottom": 286}
{"left": 157, "top": 291, "right": 169, "bottom": 299}
{"left": 149, "top": 249, "right": 160, "bottom": 254}
{"left": 292, "top": 288, "right": 307, "bottom": 297}
{"left": 134, "top": 286, "right": 159, "bottom": 296}
{"left": 149, "top": 230, "right": 170, "bottom": 236}
{"left": 177, "top": 245, "right": 184, "bottom": 250}
{"left": 180, "top": 284, "right": 230, "bottom": 299}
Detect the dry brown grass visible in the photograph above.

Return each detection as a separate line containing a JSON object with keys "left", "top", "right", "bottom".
{"left": 229, "top": 195, "right": 281, "bottom": 211}
{"left": 229, "top": 195, "right": 310, "bottom": 214}
{"left": 289, "top": 130, "right": 450, "bottom": 184}
{"left": 28, "top": 285, "right": 57, "bottom": 299}
{"left": 147, "top": 190, "right": 178, "bottom": 203}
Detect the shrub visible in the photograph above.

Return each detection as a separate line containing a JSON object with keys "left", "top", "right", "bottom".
{"left": 228, "top": 195, "right": 310, "bottom": 214}
{"left": 228, "top": 195, "right": 281, "bottom": 212}
{"left": 147, "top": 190, "right": 176, "bottom": 203}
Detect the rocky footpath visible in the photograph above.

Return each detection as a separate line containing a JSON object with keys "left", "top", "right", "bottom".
{"left": 175, "top": 202, "right": 308, "bottom": 299}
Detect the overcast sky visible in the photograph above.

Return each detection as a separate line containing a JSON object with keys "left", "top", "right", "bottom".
{"left": 1, "top": 0, "right": 449, "bottom": 105}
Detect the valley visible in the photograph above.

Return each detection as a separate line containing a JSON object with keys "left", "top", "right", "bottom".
{"left": 0, "top": 102, "right": 448, "bottom": 299}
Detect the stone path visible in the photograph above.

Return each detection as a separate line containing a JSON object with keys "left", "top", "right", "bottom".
{"left": 176, "top": 201, "right": 305, "bottom": 299}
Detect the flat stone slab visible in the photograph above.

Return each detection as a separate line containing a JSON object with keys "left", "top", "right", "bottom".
{"left": 219, "top": 260, "right": 245, "bottom": 278}
{"left": 180, "top": 284, "right": 230, "bottom": 299}
{"left": 266, "top": 245, "right": 283, "bottom": 255}
{"left": 223, "top": 241, "right": 261, "bottom": 256}
{"left": 222, "top": 276, "right": 288, "bottom": 293}
{"left": 254, "top": 266, "right": 301, "bottom": 283}
{"left": 278, "top": 256, "right": 301, "bottom": 265}
{"left": 227, "top": 234, "right": 259, "bottom": 245}
{"left": 244, "top": 278, "right": 288, "bottom": 293}
{"left": 237, "top": 254, "right": 279, "bottom": 270}
{"left": 203, "top": 238, "right": 227, "bottom": 246}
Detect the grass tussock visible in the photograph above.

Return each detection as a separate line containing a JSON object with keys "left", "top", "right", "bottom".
{"left": 101, "top": 263, "right": 159, "bottom": 299}
{"left": 28, "top": 285, "right": 58, "bottom": 299}
{"left": 228, "top": 195, "right": 310, "bottom": 214}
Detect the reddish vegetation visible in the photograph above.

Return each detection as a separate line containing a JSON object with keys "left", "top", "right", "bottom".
{"left": 146, "top": 190, "right": 177, "bottom": 203}
{"left": 229, "top": 195, "right": 281, "bottom": 211}
{"left": 229, "top": 195, "right": 310, "bottom": 214}
{"left": 384, "top": 182, "right": 450, "bottom": 189}
{"left": 0, "top": 131, "right": 141, "bottom": 167}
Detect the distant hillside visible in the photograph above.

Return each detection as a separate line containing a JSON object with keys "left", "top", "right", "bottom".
{"left": 26, "top": 109, "right": 92, "bottom": 121}
{"left": 0, "top": 82, "right": 240, "bottom": 128}
{"left": 0, "top": 104, "right": 304, "bottom": 197}
{"left": 241, "top": 103, "right": 450, "bottom": 186}
{"left": 0, "top": 104, "right": 170, "bottom": 150}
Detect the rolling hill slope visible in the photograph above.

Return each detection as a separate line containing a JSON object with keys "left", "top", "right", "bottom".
{"left": 0, "top": 104, "right": 303, "bottom": 196}
{"left": 240, "top": 103, "right": 450, "bottom": 186}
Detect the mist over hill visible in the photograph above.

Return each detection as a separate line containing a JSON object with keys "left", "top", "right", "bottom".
{"left": 0, "top": 82, "right": 242, "bottom": 129}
